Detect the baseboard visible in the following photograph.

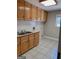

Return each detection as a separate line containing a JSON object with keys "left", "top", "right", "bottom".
{"left": 43, "top": 35, "right": 58, "bottom": 41}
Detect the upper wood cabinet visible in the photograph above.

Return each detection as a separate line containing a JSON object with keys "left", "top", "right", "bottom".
{"left": 17, "top": 0, "right": 25, "bottom": 7}
{"left": 41, "top": 10, "right": 48, "bottom": 22}
{"left": 17, "top": 0, "right": 25, "bottom": 20}
{"left": 44, "top": 11, "right": 48, "bottom": 22}
{"left": 24, "top": 2, "right": 32, "bottom": 20}
{"left": 37, "top": 8, "right": 41, "bottom": 21}
{"left": 17, "top": 0, "right": 48, "bottom": 22}
{"left": 31, "top": 5, "right": 37, "bottom": 20}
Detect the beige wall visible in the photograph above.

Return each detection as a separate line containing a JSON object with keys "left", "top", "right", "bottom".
{"left": 44, "top": 10, "right": 61, "bottom": 39}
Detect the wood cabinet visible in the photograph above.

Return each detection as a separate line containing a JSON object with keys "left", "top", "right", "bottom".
{"left": 31, "top": 5, "right": 37, "bottom": 20}
{"left": 24, "top": 2, "right": 32, "bottom": 20}
{"left": 17, "top": 38, "right": 20, "bottom": 56}
{"left": 17, "top": 0, "right": 25, "bottom": 20}
{"left": 28, "top": 34, "right": 34, "bottom": 49}
{"left": 20, "top": 36, "right": 29, "bottom": 54}
{"left": 37, "top": 8, "right": 41, "bottom": 21}
{"left": 41, "top": 10, "right": 48, "bottom": 22}
{"left": 17, "top": 32, "right": 39, "bottom": 56}
{"left": 34, "top": 32, "right": 39, "bottom": 47}
{"left": 17, "top": 37, "right": 21, "bottom": 56}
{"left": 44, "top": 11, "right": 48, "bottom": 22}
{"left": 17, "top": 0, "right": 48, "bottom": 22}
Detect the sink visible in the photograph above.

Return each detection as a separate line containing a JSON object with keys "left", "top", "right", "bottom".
{"left": 17, "top": 31, "right": 32, "bottom": 35}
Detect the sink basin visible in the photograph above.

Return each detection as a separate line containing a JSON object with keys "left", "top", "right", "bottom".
{"left": 17, "top": 32, "right": 32, "bottom": 35}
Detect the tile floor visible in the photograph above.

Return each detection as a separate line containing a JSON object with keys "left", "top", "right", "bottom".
{"left": 20, "top": 37, "right": 58, "bottom": 59}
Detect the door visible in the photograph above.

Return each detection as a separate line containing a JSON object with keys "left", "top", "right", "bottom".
{"left": 17, "top": 37, "right": 21, "bottom": 56}
{"left": 44, "top": 11, "right": 48, "bottom": 22}
{"left": 28, "top": 34, "right": 34, "bottom": 49}
{"left": 41, "top": 10, "right": 48, "bottom": 22}
{"left": 17, "top": 0, "right": 25, "bottom": 19}
{"left": 24, "top": 1, "right": 32, "bottom": 20}
{"left": 34, "top": 32, "right": 39, "bottom": 47}
{"left": 37, "top": 8, "right": 41, "bottom": 21}
{"left": 20, "top": 36, "right": 29, "bottom": 54}
{"left": 32, "top": 5, "right": 37, "bottom": 20}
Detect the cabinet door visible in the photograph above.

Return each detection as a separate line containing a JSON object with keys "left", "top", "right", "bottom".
{"left": 41, "top": 10, "right": 48, "bottom": 22}
{"left": 24, "top": 2, "right": 32, "bottom": 20}
{"left": 37, "top": 8, "right": 41, "bottom": 21}
{"left": 20, "top": 36, "right": 29, "bottom": 54}
{"left": 17, "top": 37, "right": 21, "bottom": 56}
{"left": 34, "top": 32, "right": 39, "bottom": 47}
{"left": 32, "top": 6, "right": 37, "bottom": 20}
{"left": 41, "top": 10, "right": 44, "bottom": 21}
{"left": 17, "top": 0, "right": 25, "bottom": 20}
{"left": 28, "top": 34, "right": 34, "bottom": 49}
{"left": 44, "top": 11, "right": 48, "bottom": 22}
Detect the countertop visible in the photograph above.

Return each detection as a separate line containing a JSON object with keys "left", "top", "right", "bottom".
{"left": 17, "top": 31, "right": 40, "bottom": 37}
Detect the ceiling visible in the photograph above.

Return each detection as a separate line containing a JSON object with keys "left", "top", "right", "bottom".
{"left": 25, "top": 0, "right": 61, "bottom": 11}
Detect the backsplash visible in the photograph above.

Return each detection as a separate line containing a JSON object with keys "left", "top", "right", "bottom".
{"left": 17, "top": 20, "right": 44, "bottom": 36}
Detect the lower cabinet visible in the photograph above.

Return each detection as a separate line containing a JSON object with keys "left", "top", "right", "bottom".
{"left": 28, "top": 34, "right": 34, "bottom": 49}
{"left": 34, "top": 32, "right": 39, "bottom": 47}
{"left": 17, "top": 32, "right": 39, "bottom": 56}
{"left": 17, "top": 37, "right": 21, "bottom": 56}
{"left": 20, "top": 36, "right": 29, "bottom": 54}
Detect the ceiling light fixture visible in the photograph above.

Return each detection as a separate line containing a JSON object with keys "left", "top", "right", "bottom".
{"left": 39, "top": 0, "right": 56, "bottom": 6}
